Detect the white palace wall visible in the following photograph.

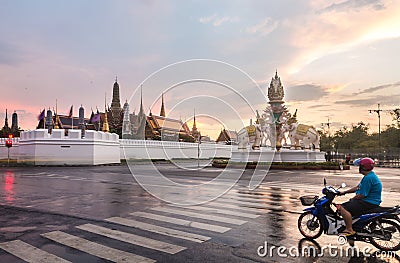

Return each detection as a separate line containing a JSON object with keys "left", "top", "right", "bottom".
{"left": 18, "top": 129, "right": 120, "bottom": 165}
{"left": 2, "top": 131, "right": 326, "bottom": 165}
{"left": 120, "top": 139, "right": 232, "bottom": 160}
{"left": 1, "top": 130, "right": 233, "bottom": 165}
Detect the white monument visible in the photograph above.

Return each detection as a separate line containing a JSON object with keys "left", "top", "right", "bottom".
{"left": 232, "top": 71, "right": 325, "bottom": 163}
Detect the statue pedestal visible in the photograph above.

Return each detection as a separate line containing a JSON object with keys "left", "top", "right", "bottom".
{"left": 230, "top": 147, "right": 326, "bottom": 163}
{"left": 230, "top": 147, "right": 275, "bottom": 163}
{"left": 276, "top": 149, "right": 325, "bottom": 162}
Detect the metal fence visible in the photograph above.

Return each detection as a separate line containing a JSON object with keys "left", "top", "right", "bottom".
{"left": 325, "top": 148, "right": 400, "bottom": 168}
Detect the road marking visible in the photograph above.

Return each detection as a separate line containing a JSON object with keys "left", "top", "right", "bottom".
{"left": 176, "top": 205, "right": 260, "bottom": 219}
{"left": 230, "top": 189, "right": 297, "bottom": 199}
{"left": 0, "top": 240, "right": 70, "bottom": 263}
{"left": 76, "top": 223, "right": 185, "bottom": 254}
{"left": 105, "top": 217, "right": 210, "bottom": 243}
{"left": 151, "top": 207, "right": 247, "bottom": 225}
{"left": 203, "top": 202, "right": 263, "bottom": 214}
{"left": 259, "top": 182, "right": 320, "bottom": 191}
{"left": 131, "top": 212, "right": 231, "bottom": 233}
{"left": 226, "top": 193, "right": 295, "bottom": 206}
{"left": 215, "top": 197, "right": 279, "bottom": 210}
{"left": 41, "top": 231, "right": 155, "bottom": 263}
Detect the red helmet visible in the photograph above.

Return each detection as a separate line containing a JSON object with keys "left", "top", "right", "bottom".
{"left": 359, "top": 157, "right": 375, "bottom": 171}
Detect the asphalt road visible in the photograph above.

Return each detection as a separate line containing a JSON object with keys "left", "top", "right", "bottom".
{"left": 0, "top": 163, "right": 399, "bottom": 263}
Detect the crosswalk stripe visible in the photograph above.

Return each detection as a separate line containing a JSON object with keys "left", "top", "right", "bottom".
{"left": 76, "top": 223, "right": 185, "bottom": 254}
{"left": 105, "top": 217, "right": 210, "bottom": 243}
{"left": 232, "top": 189, "right": 297, "bottom": 199}
{"left": 41, "top": 231, "right": 155, "bottom": 263}
{"left": 131, "top": 212, "right": 231, "bottom": 233}
{"left": 203, "top": 202, "right": 264, "bottom": 214}
{"left": 215, "top": 197, "right": 284, "bottom": 210}
{"left": 176, "top": 205, "right": 260, "bottom": 219}
{"left": 259, "top": 184, "right": 320, "bottom": 192}
{"left": 226, "top": 194, "right": 296, "bottom": 206}
{"left": 151, "top": 207, "right": 247, "bottom": 225}
{"left": 0, "top": 240, "right": 70, "bottom": 263}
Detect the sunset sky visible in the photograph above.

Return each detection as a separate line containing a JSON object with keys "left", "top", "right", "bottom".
{"left": 1, "top": 0, "right": 399, "bottom": 139}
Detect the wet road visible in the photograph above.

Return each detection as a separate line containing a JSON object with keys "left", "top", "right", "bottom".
{"left": 0, "top": 163, "right": 399, "bottom": 262}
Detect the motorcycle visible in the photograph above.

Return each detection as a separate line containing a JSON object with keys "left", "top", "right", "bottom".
{"left": 297, "top": 178, "right": 400, "bottom": 251}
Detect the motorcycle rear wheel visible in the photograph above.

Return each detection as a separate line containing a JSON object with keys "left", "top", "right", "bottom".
{"left": 369, "top": 219, "right": 400, "bottom": 251}
{"left": 298, "top": 211, "right": 323, "bottom": 239}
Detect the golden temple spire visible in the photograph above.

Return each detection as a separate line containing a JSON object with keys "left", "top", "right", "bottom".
{"left": 160, "top": 93, "right": 166, "bottom": 117}
{"left": 102, "top": 92, "right": 110, "bottom": 132}
{"left": 192, "top": 109, "right": 197, "bottom": 130}
{"left": 54, "top": 99, "right": 60, "bottom": 129}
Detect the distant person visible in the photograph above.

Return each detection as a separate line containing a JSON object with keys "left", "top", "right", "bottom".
{"left": 337, "top": 157, "right": 382, "bottom": 236}
{"left": 345, "top": 154, "right": 351, "bottom": 165}
{"left": 326, "top": 151, "right": 332, "bottom": 162}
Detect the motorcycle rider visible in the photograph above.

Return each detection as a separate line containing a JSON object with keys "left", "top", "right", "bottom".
{"left": 337, "top": 157, "right": 382, "bottom": 236}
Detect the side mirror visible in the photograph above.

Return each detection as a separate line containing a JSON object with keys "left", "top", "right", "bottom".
{"left": 341, "top": 183, "right": 346, "bottom": 188}
{"left": 324, "top": 178, "right": 327, "bottom": 186}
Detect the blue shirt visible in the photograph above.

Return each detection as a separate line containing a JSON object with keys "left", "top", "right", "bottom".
{"left": 356, "top": 171, "right": 382, "bottom": 205}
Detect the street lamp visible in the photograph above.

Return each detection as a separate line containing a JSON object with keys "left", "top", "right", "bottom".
{"left": 321, "top": 117, "right": 332, "bottom": 160}
{"left": 369, "top": 104, "right": 382, "bottom": 151}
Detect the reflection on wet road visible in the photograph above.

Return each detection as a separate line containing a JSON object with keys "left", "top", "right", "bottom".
{"left": 0, "top": 166, "right": 399, "bottom": 262}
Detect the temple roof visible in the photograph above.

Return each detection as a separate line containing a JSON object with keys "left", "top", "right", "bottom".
{"left": 148, "top": 115, "right": 187, "bottom": 132}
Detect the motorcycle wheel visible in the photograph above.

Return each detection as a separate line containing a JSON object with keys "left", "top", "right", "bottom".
{"left": 298, "top": 211, "right": 323, "bottom": 239}
{"left": 369, "top": 219, "right": 400, "bottom": 251}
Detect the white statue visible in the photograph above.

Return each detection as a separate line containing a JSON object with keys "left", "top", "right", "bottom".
{"left": 237, "top": 110, "right": 273, "bottom": 150}
{"left": 282, "top": 122, "right": 320, "bottom": 151}
{"left": 237, "top": 124, "right": 263, "bottom": 150}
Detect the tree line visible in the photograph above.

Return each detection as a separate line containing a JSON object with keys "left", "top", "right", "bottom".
{"left": 318, "top": 110, "right": 400, "bottom": 155}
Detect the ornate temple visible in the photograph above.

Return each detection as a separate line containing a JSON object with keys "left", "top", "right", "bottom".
{"left": 36, "top": 78, "right": 199, "bottom": 142}
{"left": 123, "top": 92, "right": 196, "bottom": 142}
{"left": 216, "top": 129, "right": 238, "bottom": 145}
{"left": 0, "top": 109, "right": 21, "bottom": 137}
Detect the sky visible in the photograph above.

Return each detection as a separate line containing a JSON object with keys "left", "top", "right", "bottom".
{"left": 0, "top": 0, "right": 399, "bottom": 139}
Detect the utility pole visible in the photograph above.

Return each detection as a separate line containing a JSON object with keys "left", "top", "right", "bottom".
{"left": 321, "top": 117, "right": 332, "bottom": 161}
{"left": 321, "top": 117, "right": 332, "bottom": 147}
{"left": 369, "top": 104, "right": 382, "bottom": 151}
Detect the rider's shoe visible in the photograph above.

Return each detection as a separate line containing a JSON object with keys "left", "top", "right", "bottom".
{"left": 339, "top": 230, "right": 356, "bottom": 236}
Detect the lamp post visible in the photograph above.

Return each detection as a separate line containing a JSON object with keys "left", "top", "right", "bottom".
{"left": 369, "top": 104, "right": 382, "bottom": 151}
{"left": 321, "top": 117, "right": 332, "bottom": 160}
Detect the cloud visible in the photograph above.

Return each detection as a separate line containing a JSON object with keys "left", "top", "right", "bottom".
{"left": 308, "top": 104, "right": 333, "bottom": 109}
{"left": 317, "top": 0, "right": 386, "bottom": 14}
{"left": 285, "top": 84, "right": 329, "bottom": 101}
{"left": 245, "top": 18, "right": 278, "bottom": 37}
{"left": 199, "top": 14, "right": 239, "bottom": 27}
{"left": 284, "top": 0, "right": 400, "bottom": 74}
{"left": 353, "top": 81, "right": 400, "bottom": 95}
{"left": 335, "top": 94, "right": 400, "bottom": 106}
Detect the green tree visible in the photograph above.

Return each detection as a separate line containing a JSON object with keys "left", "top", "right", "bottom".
{"left": 381, "top": 126, "right": 400, "bottom": 149}
{"left": 317, "top": 130, "right": 331, "bottom": 151}
{"left": 333, "top": 122, "right": 371, "bottom": 151}
{"left": 390, "top": 109, "right": 400, "bottom": 128}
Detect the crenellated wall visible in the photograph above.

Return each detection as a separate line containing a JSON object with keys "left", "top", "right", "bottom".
{"left": 1, "top": 130, "right": 233, "bottom": 165}
{"left": 18, "top": 129, "right": 120, "bottom": 165}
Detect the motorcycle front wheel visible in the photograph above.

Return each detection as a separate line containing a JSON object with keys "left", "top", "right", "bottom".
{"left": 298, "top": 211, "right": 323, "bottom": 239}
{"left": 368, "top": 219, "right": 400, "bottom": 251}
